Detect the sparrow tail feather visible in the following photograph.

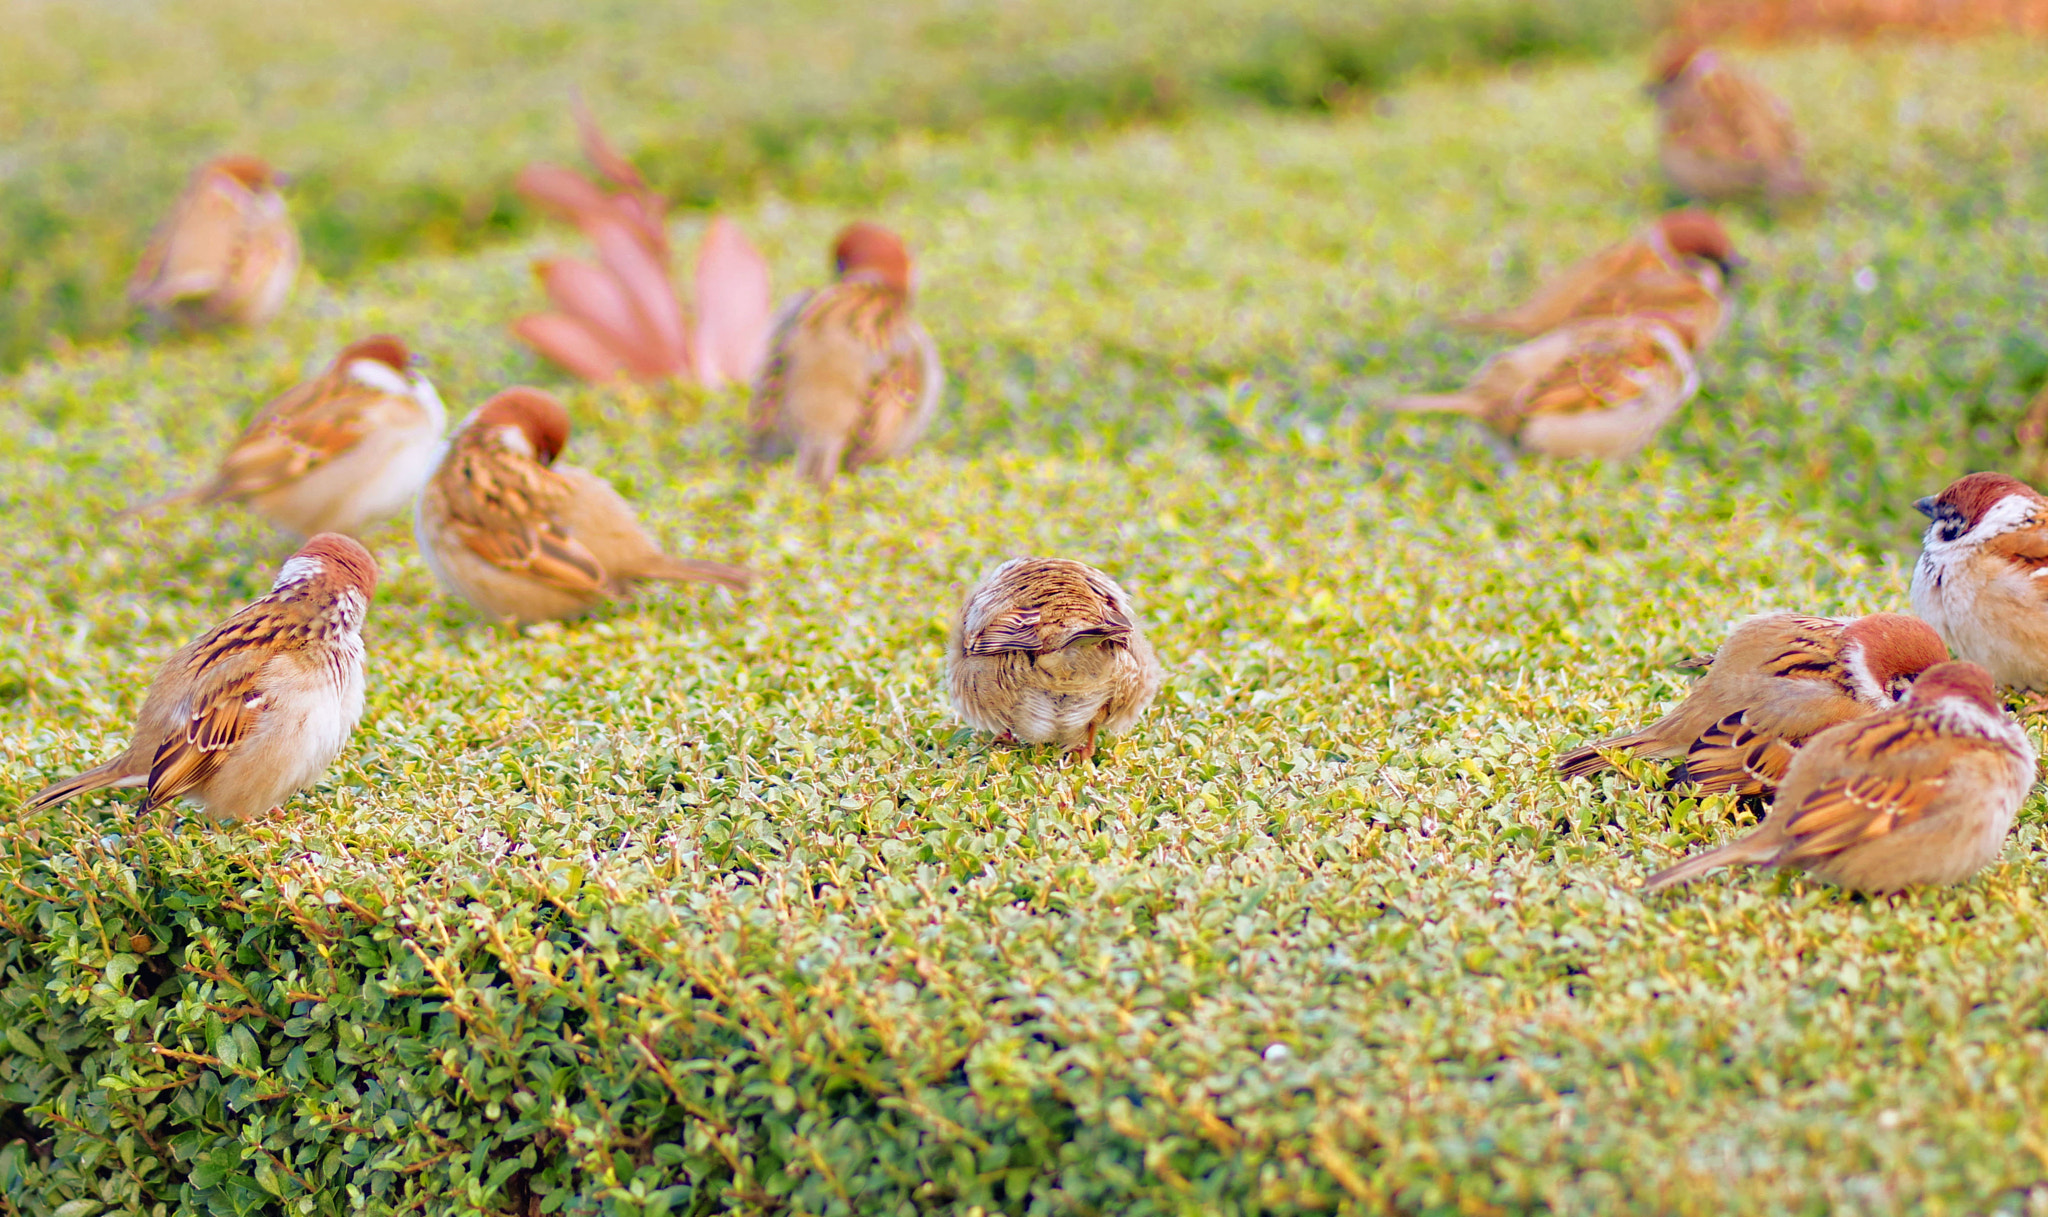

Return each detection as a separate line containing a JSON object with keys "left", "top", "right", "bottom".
{"left": 26, "top": 763, "right": 136, "bottom": 811}
{"left": 632, "top": 555, "right": 757, "bottom": 592}
{"left": 1639, "top": 837, "right": 1772, "bottom": 895}
{"left": 1555, "top": 735, "right": 1649, "bottom": 779}
{"left": 1381, "top": 393, "right": 1486, "bottom": 416}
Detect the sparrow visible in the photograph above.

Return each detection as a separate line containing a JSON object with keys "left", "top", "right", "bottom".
{"left": 748, "top": 222, "right": 944, "bottom": 489}
{"left": 1557, "top": 612, "right": 1949, "bottom": 796}
{"left": 129, "top": 155, "right": 301, "bottom": 330}
{"left": 1457, "top": 211, "right": 1741, "bottom": 348}
{"left": 125, "top": 335, "right": 445, "bottom": 538}
{"left": 1910, "top": 471, "right": 2048, "bottom": 691}
{"left": 1640, "top": 661, "right": 2036, "bottom": 894}
{"left": 415, "top": 387, "right": 754, "bottom": 624}
{"left": 1649, "top": 43, "right": 1814, "bottom": 203}
{"left": 512, "top": 101, "right": 771, "bottom": 388}
{"left": 947, "top": 558, "right": 1164, "bottom": 762}
{"left": 25, "top": 535, "right": 377, "bottom": 825}
{"left": 1382, "top": 311, "right": 1705, "bottom": 460}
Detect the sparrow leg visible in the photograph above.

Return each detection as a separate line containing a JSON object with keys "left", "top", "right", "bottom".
{"left": 1068, "top": 711, "right": 1108, "bottom": 766}
{"left": 993, "top": 730, "right": 1018, "bottom": 745}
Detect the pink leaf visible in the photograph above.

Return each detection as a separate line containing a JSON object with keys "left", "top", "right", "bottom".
{"left": 692, "top": 217, "right": 774, "bottom": 388}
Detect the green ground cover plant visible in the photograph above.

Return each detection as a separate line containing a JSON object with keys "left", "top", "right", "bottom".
{"left": 3, "top": 34, "right": 2048, "bottom": 1216}
{"left": 0, "top": 0, "right": 1643, "bottom": 371}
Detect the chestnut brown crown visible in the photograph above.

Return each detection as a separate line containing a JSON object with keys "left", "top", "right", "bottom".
{"left": 337, "top": 334, "right": 412, "bottom": 373}
{"left": 832, "top": 222, "right": 914, "bottom": 292}
{"left": 1920, "top": 471, "right": 2045, "bottom": 533}
{"left": 1905, "top": 660, "right": 2001, "bottom": 713}
{"left": 298, "top": 533, "right": 380, "bottom": 596}
{"left": 210, "top": 155, "right": 280, "bottom": 191}
{"left": 1657, "top": 211, "right": 1741, "bottom": 277}
{"left": 474, "top": 388, "right": 572, "bottom": 465}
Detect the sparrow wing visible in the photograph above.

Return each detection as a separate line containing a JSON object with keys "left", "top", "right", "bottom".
{"left": 746, "top": 289, "right": 818, "bottom": 454}
{"left": 1457, "top": 237, "right": 1665, "bottom": 334}
{"left": 964, "top": 608, "right": 1046, "bottom": 655}
{"left": 139, "top": 623, "right": 282, "bottom": 812}
{"left": 131, "top": 169, "right": 251, "bottom": 306}
{"left": 1699, "top": 66, "right": 1800, "bottom": 164}
{"left": 1770, "top": 713, "right": 1952, "bottom": 862}
{"left": 848, "top": 319, "right": 940, "bottom": 469}
{"left": 1680, "top": 683, "right": 1860, "bottom": 796}
{"left": 204, "top": 366, "right": 425, "bottom": 501}
{"left": 1983, "top": 527, "right": 2048, "bottom": 583}
{"left": 1504, "top": 322, "right": 1689, "bottom": 425}
{"left": 440, "top": 446, "right": 607, "bottom": 594}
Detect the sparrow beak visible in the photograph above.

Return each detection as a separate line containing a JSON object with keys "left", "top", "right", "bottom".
{"left": 1914, "top": 496, "right": 1937, "bottom": 519}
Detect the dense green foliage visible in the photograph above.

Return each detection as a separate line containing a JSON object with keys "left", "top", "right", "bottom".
{"left": 4, "top": 34, "right": 2048, "bottom": 1215}
{"left": 0, "top": 0, "right": 1645, "bottom": 371}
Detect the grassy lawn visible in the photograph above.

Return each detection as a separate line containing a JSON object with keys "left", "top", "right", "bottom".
{"left": 5, "top": 32, "right": 2048, "bottom": 1215}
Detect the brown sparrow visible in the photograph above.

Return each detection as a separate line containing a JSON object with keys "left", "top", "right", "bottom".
{"left": 1457, "top": 211, "right": 1740, "bottom": 348}
{"left": 26, "top": 535, "right": 377, "bottom": 825}
{"left": 947, "top": 558, "right": 1164, "bottom": 762}
{"left": 1649, "top": 43, "right": 1813, "bottom": 203}
{"left": 1641, "top": 661, "right": 2036, "bottom": 893}
{"left": 1383, "top": 312, "right": 1705, "bottom": 460}
{"left": 513, "top": 102, "right": 771, "bottom": 387}
{"left": 415, "top": 387, "right": 754, "bottom": 624}
{"left": 129, "top": 155, "right": 300, "bottom": 330}
{"left": 1910, "top": 471, "right": 2048, "bottom": 691}
{"left": 1559, "top": 612, "right": 1948, "bottom": 796}
{"left": 126, "top": 335, "right": 445, "bottom": 538}
{"left": 748, "top": 222, "right": 944, "bottom": 489}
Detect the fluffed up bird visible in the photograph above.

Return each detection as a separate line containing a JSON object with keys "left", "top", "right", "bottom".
{"left": 1640, "top": 661, "right": 2036, "bottom": 894}
{"left": 749, "top": 222, "right": 944, "bottom": 489}
{"left": 1557, "top": 612, "right": 1948, "bottom": 796}
{"left": 415, "top": 387, "right": 754, "bottom": 624}
{"left": 1382, "top": 311, "right": 1707, "bottom": 460}
{"left": 947, "top": 558, "right": 1164, "bottom": 762}
{"left": 1911, "top": 471, "right": 2048, "bottom": 692}
{"left": 512, "top": 101, "right": 771, "bottom": 388}
{"left": 25, "top": 535, "right": 378, "bottom": 825}
{"left": 124, "top": 335, "right": 445, "bottom": 538}
{"left": 1649, "top": 42, "right": 1813, "bottom": 203}
{"left": 1457, "top": 211, "right": 1741, "bottom": 347}
{"left": 130, "top": 155, "right": 300, "bottom": 330}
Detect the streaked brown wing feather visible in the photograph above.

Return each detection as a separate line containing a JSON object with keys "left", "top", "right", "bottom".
{"left": 1682, "top": 710, "right": 1799, "bottom": 796}
{"left": 141, "top": 642, "right": 273, "bottom": 811}
{"left": 131, "top": 172, "right": 250, "bottom": 304}
{"left": 966, "top": 609, "right": 1045, "bottom": 655}
{"left": 1500, "top": 326, "right": 1674, "bottom": 425}
{"left": 1777, "top": 772, "right": 1942, "bottom": 863}
{"left": 209, "top": 373, "right": 419, "bottom": 499}
{"left": 442, "top": 447, "right": 606, "bottom": 593}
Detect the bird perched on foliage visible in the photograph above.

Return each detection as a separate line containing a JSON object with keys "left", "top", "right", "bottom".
{"left": 1641, "top": 661, "right": 2035, "bottom": 893}
{"left": 947, "top": 558, "right": 1164, "bottom": 762}
{"left": 124, "top": 335, "right": 445, "bottom": 538}
{"left": 1649, "top": 43, "right": 1812, "bottom": 203}
{"left": 1558, "top": 612, "right": 1948, "bottom": 796}
{"left": 512, "top": 101, "right": 772, "bottom": 388}
{"left": 25, "top": 535, "right": 378, "bottom": 825}
{"left": 129, "top": 155, "right": 300, "bottom": 330}
{"left": 1457, "top": 211, "right": 1741, "bottom": 348}
{"left": 415, "top": 388, "right": 753, "bottom": 624}
{"left": 1383, "top": 310, "right": 1707, "bottom": 460}
{"left": 749, "top": 222, "right": 944, "bottom": 489}
{"left": 1910, "top": 471, "right": 2048, "bottom": 692}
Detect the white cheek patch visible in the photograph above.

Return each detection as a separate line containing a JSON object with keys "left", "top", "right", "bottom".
{"left": 1962, "top": 495, "right": 2043, "bottom": 550}
{"left": 346, "top": 358, "right": 414, "bottom": 396}
{"left": 272, "top": 555, "right": 325, "bottom": 590}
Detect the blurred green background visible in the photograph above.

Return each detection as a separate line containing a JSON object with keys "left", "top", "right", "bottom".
{"left": 0, "top": 0, "right": 1645, "bottom": 370}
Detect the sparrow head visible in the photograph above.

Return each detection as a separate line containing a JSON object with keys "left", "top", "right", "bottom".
{"left": 1645, "top": 40, "right": 1709, "bottom": 96}
{"left": 1905, "top": 660, "right": 2001, "bottom": 714}
{"left": 833, "top": 222, "right": 914, "bottom": 292}
{"left": 280, "top": 533, "right": 380, "bottom": 598}
{"left": 337, "top": 334, "right": 413, "bottom": 374}
{"left": 1657, "top": 211, "right": 1743, "bottom": 281}
{"left": 209, "top": 155, "right": 282, "bottom": 191}
{"left": 1840, "top": 612, "right": 1949, "bottom": 705}
{"left": 474, "top": 388, "right": 571, "bottom": 465}
{"left": 1915, "top": 472, "right": 2045, "bottom": 548}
